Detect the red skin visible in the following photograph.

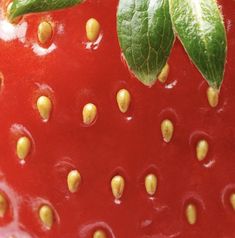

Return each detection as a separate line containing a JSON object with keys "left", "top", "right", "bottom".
{"left": 0, "top": 0, "right": 234, "bottom": 237}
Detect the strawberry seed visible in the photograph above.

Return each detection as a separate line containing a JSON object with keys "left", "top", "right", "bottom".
{"left": 230, "top": 193, "right": 235, "bottom": 210}
{"left": 145, "top": 174, "right": 157, "bottom": 196}
{"left": 161, "top": 119, "right": 174, "bottom": 143}
{"left": 39, "top": 204, "right": 54, "bottom": 229}
{"left": 116, "top": 89, "right": 131, "bottom": 113}
{"left": 185, "top": 203, "right": 197, "bottom": 225}
{"left": 207, "top": 87, "right": 219, "bottom": 108}
{"left": 38, "top": 21, "right": 53, "bottom": 45}
{"left": 93, "top": 229, "right": 107, "bottom": 238}
{"left": 36, "top": 96, "right": 52, "bottom": 121}
{"left": 0, "top": 193, "right": 7, "bottom": 218}
{"left": 158, "top": 63, "right": 170, "bottom": 84}
{"left": 111, "top": 175, "right": 125, "bottom": 199}
{"left": 82, "top": 103, "right": 97, "bottom": 125}
{"left": 86, "top": 18, "right": 101, "bottom": 42}
{"left": 16, "top": 136, "right": 31, "bottom": 160}
{"left": 196, "top": 140, "right": 209, "bottom": 161}
{"left": 67, "top": 170, "right": 81, "bottom": 193}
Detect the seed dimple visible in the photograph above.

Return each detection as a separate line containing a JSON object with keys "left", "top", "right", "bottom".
{"left": 145, "top": 174, "right": 157, "bottom": 196}
{"left": 93, "top": 229, "right": 107, "bottom": 238}
{"left": 116, "top": 89, "right": 131, "bottom": 113}
{"left": 230, "top": 193, "right": 235, "bottom": 210}
{"left": 38, "top": 21, "right": 53, "bottom": 45}
{"left": 82, "top": 103, "right": 97, "bottom": 125}
{"left": 16, "top": 136, "right": 31, "bottom": 160}
{"left": 158, "top": 63, "right": 170, "bottom": 84}
{"left": 0, "top": 193, "right": 8, "bottom": 218}
{"left": 161, "top": 119, "right": 174, "bottom": 143}
{"left": 207, "top": 87, "right": 219, "bottom": 108}
{"left": 39, "top": 205, "right": 54, "bottom": 229}
{"left": 86, "top": 18, "right": 101, "bottom": 42}
{"left": 67, "top": 170, "right": 81, "bottom": 193}
{"left": 196, "top": 140, "right": 209, "bottom": 161}
{"left": 111, "top": 175, "right": 125, "bottom": 199}
{"left": 185, "top": 203, "right": 197, "bottom": 225}
{"left": 37, "top": 96, "right": 52, "bottom": 121}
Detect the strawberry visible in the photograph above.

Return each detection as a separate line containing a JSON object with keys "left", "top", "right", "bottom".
{"left": 0, "top": 0, "right": 234, "bottom": 237}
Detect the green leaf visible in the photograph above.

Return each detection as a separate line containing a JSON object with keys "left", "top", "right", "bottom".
{"left": 117, "top": 0, "right": 174, "bottom": 86}
{"left": 9, "top": 0, "right": 84, "bottom": 19}
{"left": 169, "top": 0, "right": 227, "bottom": 89}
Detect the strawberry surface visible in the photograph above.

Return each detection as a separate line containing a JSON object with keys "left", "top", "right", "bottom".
{"left": 0, "top": 0, "right": 234, "bottom": 237}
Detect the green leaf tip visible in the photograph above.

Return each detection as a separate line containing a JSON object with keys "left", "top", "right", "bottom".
{"left": 169, "top": 0, "right": 227, "bottom": 90}
{"left": 9, "top": 0, "right": 85, "bottom": 19}
{"left": 117, "top": 0, "right": 227, "bottom": 89}
{"left": 117, "top": 0, "right": 175, "bottom": 87}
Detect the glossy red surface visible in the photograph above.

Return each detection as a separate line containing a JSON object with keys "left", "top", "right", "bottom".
{"left": 0, "top": 0, "right": 234, "bottom": 237}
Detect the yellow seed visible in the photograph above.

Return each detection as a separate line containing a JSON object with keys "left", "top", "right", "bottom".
{"left": 158, "top": 63, "right": 170, "bottom": 83}
{"left": 36, "top": 96, "right": 52, "bottom": 121}
{"left": 93, "top": 230, "right": 107, "bottom": 238}
{"left": 0, "top": 193, "right": 7, "bottom": 218}
{"left": 145, "top": 174, "right": 157, "bottom": 196}
{"left": 6, "top": 2, "right": 21, "bottom": 24}
{"left": 16, "top": 136, "right": 31, "bottom": 160}
{"left": 230, "top": 193, "right": 235, "bottom": 210}
{"left": 185, "top": 203, "right": 197, "bottom": 225}
{"left": 39, "top": 205, "right": 54, "bottom": 229}
{"left": 38, "top": 21, "right": 53, "bottom": 45}
{"left": 67, "top": 170, "right": 81, "bottom": 193}
{"left": 0, "top": 72, "right": 4, "bottom": 90}
{"left": 86, "top": 18, "right": 101, "bottom": 42}
{"left": 207, "top": 87, "right": 219, "bottom": 108}
{"left": 161, "top": 119, "right": 174, "bottom": 143}
{"left": 116, "top": 89, "right": 131, "bottom": 113}
{"left": 6, "top": 2, "right": 12, "bottom": 14}
{"left": 111, "top": 175, "right": 125, "bottom": 199}
{"left": 82, "top": 103, "right": 97, "bottom": 125}
{"left": 196, "top": 140, "right": 209, "bottom": 161}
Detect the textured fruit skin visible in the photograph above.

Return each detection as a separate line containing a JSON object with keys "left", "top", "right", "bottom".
{"left": 0, "top": 0, "right": 234, "bottom": 237}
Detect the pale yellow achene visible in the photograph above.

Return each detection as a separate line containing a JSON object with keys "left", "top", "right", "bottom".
{"left": 38, "top": 21, "right": 53, "bottom": 45}
{"left": 16, "top": 136, "right": 31, "bottom": 160}
{"left": 86, "top": 18, "right": 101, "bottom": 42}
{"left": 39, "top": 205, "right": 54, "bottom": 229}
